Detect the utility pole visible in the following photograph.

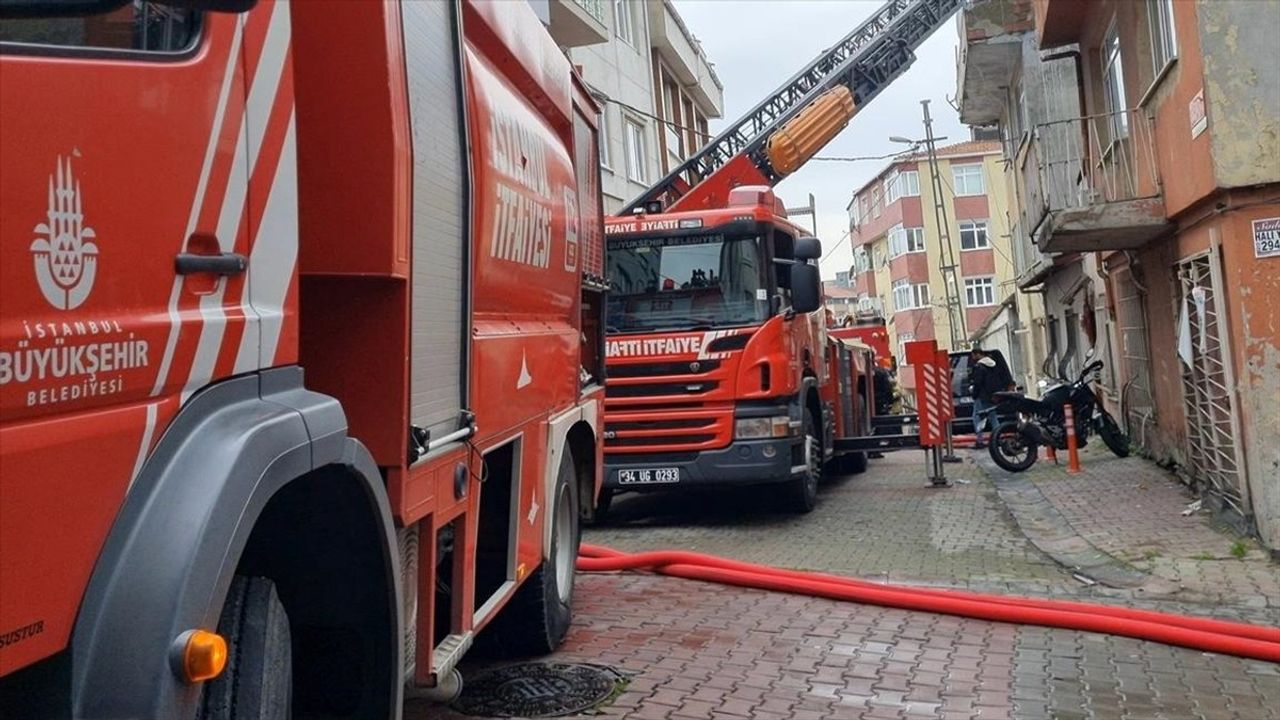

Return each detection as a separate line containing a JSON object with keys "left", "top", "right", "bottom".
{"left": 919, "top": 100, "right": 967, "bottom": 350}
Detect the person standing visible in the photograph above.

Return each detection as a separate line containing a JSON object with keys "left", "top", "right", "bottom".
{"left": 968, "top": 347, "right": 1004, "bottom": 448}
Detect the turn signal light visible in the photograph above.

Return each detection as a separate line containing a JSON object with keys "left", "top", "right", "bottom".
{"left": 179, "top": 629, "right": 228, "bottom": 682}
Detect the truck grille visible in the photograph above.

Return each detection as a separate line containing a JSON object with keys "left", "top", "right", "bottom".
{"left": 606, "top": 381, "right": 719, "bottom": 399}
{"left": 609, "top": 359, "right": 721, "bottom": 378}
{"left": 605, "top": 348, "right": 738, "bottom": 453}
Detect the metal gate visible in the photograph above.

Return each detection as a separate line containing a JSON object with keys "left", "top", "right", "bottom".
{"left": 1176, "top": 243, "right": 1250, "bottom": 517}
{"left": 1112, "top": 265, "right": 1154, "bottom": 437}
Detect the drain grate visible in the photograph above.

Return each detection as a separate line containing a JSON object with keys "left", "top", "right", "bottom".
{"left": 451, "top": 662, "right": 628, "bottom": 718}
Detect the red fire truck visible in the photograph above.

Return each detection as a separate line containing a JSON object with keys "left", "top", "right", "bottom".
{"left": 599, "top": 0, "right": 963, "bottom": 514}
{"left": 0, "top": 0, "right": 604, "bottom": 716}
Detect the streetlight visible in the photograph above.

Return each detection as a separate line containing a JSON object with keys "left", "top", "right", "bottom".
{"left": 888, "top": 135, "right": 916, "bottom": 145}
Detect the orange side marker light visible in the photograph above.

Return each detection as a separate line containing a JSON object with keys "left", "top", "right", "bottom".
{"left": 174, "top": 629, "right": 228, "bottom": 682}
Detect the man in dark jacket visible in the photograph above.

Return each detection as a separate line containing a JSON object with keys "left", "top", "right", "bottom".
{"left": 968, "top": 347, "right": 1007, "bottom": 448}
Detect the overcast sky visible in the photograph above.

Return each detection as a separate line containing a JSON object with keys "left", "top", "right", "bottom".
{"left": 672, "top": 0, "right": 970, "bottom": 280}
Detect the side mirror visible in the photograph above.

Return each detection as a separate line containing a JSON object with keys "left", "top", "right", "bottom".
{"left": 795, "top": 237, "right": 822, "bottom": 261}
{"left": 790, "top": 262, "right": 821, "bottom": 314}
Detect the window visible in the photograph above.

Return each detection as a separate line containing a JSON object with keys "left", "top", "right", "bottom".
{"left": 1147, "top": 0, "right": 1177, "bottom": 73}
{"left": 598, "top": 109, "right": 613, "bottom": 170}
{"left": 900, "top": 171, "right": 920, "bottom": 197}
{"left": 884, "top": 170, "right": 919, "bottom": 203}
{"left": 959, "top": 220, "right": 990, "bottom": 250}
{"left": 624, "top": 119, "right": 647, "bottom": 183}
{"left": 888, "top": 225, "right": 925, "bottom": 257}
{"left": 853, "top": 246, "right": 871, "bottom": 274}
{"left": 614, "top": 0, "right": 634, "bottom": 46}
{"left": 606, "top": 233, "right": 768, "bottom": 332}
{"left": 849, "top": 197, "right": 862, "bottom": 229}
{"left": 885, "top": 174, "right": 900, "bottom": 205}
{"left": 0, "top": 3, "right": 200, "bottom": 53}
{"left": 952, "top": 164, "right": 985, "bottom": 196}
{"left": 892, "top": 279, "right": 911, "bottom": 311}
{"left": 892, "top": 279, "right": 930, "bottom": 311}
{"left": 897, "top": 332, "right": 915, "bottom": 362}
{"left": 663, "top": 81, "right": 682, "bottom": 157}
{"left": 1102, "top": 20, "right": 1129, "bottom": 139}
{"left": 871, "top": 187, "right": 882, "bottom": 219}
{"left": 964, "top": 277, "right": 996, "bottom": 307}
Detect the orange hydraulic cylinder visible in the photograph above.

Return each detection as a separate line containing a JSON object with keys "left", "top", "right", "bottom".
{"left": 765, "top": 86, "right": 856, "bottom": 176}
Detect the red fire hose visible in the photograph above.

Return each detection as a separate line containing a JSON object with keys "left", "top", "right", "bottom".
{"left": 578, "top": 544, "right": 1280, "bottom": 663}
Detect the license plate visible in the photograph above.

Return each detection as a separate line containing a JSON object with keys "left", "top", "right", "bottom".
{"left": 616, "top": 467, "right": 681, "bottom": 485}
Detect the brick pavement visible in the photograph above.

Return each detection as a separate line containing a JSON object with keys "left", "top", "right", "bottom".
{"left": 999, "top": 443, "right": 1279, "bottom": 607}
{"left": 413, "top": 573, "right": 1280, "bottom": 720}
{"left": 407, "top": 448, "right": 1280, "bottom": 719}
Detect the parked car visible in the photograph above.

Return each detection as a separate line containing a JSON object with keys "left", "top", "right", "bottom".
{"left": 949, "top": 349, "right": 1017, "bottom": 436}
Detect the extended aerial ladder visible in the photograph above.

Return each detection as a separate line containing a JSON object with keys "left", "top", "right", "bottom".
{"left": 620, "top": 0, "right": 964, "bottom": 215}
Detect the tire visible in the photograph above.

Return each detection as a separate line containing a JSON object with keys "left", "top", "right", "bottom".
{"left": 786, "top": 409, "right": 820, "bottom": 513}
{"left": 1097, "top": 410, "right": 1131, "bottom": 458}
{"left": 988, "top": 420, "right": 1039, "bottom": 473}
{"left": 847, "top": 451, "right": 868, "bottom": 474}
{"left": 485, "top": 449, "right": 581, "bottom": 656}
{"left": 200, "top": 576, "right": 292, "bottom": 720}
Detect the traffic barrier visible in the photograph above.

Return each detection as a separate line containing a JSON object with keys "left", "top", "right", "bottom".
{"left": 1064, "top": 403, "right": 1081, "bottom": 474}
{"left": 578, "top": 544, "right": 1280, "bottom": 662}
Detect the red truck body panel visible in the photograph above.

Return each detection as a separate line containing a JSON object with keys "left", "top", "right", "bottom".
{"left": 1, "top": 0, "right": 603, "bottom": 686}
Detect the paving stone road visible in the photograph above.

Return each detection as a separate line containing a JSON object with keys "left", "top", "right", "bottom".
{"left": 412, "top": 447, "right": 1280, "bottom": 719}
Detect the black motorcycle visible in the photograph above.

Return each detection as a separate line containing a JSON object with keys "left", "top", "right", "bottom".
{"left": 987, "top": 358, "right": 1130, "bottom": 472}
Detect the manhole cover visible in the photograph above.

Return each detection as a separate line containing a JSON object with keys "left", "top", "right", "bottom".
{"left": 451, "top": 662, "right": 627, "bottom": 718}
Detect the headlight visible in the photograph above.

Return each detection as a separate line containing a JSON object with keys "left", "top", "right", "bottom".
{"left": 735, "top": 416, "right": 792, "bottom": 439}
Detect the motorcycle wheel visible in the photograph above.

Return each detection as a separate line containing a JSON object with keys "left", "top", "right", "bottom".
{"left": 989, "top": 420, "right": 1039, "bottom": 472}
{"left": 1097, "top": 410, "right": 1131, "bottom": 458}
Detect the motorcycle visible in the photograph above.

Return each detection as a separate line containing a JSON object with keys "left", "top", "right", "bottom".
{"left": 987, "top": 357, "right": 1131, "bottom": 472}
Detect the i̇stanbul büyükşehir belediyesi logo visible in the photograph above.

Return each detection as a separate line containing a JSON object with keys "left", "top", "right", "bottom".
{"left": 30, "top": 156, "right": 98, "bottom": 310}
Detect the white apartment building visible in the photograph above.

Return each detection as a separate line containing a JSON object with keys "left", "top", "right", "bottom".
{"left": 536, "top": 0, "right": 725, "bottom": 212}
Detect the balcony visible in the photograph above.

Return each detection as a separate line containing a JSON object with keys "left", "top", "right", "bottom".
{"left": 1025, "top": 108, "right": 1171, "bottom": 253}
{"left": 545, "top": 0, "right": 608, "bottom": 49}
{"left": 1034, "top": 0, "right": 1084, "bottom": 49}
{"left": 955, "top": 0, "right": 1034, "bottom": 125}
{"left": 647, "top": 0, "right": 723, "bottom": 115}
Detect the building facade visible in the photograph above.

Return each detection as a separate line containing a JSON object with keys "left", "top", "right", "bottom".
{"left": 957, "top": 0, "right": 1280, "bottom": 552}
{"left": 539, "top": 0, "right": 724, "bottom": 213}
{"left": 846, "top": 141, "right": 1021, "bottom": 388}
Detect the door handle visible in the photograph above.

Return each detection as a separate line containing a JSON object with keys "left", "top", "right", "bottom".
{"left": 175, "top": 252, "right": 247, "bottom": 276}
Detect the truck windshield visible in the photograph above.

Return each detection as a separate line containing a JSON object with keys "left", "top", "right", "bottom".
{"left": 606, "top": 233, "right": 768, "bottom": 333}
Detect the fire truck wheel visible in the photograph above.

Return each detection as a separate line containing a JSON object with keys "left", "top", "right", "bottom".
{"left": 201, "top": 576, "right": 292, "bottom": 720}
{"left": 786, "top": 409, "right": 821, "bottom": 513}
{"left": 487, "top": 449, "right": 581, "bottom": 656}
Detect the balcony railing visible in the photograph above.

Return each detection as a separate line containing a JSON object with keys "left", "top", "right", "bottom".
{"left": 572, "top": 0, "right": 605, "bottom": 24}
{"left": 1027, "top": 108, "right": 1161, "bottom": 220}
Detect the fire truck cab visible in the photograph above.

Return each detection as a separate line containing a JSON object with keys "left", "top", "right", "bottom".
{"left": 602, "top": 187, "right": 842, "bottom": 513}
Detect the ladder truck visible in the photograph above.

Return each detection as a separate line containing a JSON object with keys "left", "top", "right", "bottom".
{"left": 0, "top": 0, "right": 605, "bottom": 717}
{"left": 602, "top": 0, "right": 963, "bottom": 513}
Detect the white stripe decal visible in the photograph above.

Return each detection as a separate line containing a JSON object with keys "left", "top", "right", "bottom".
{"left": 236, "top": 111, "right": 298, "bottom": 372}
{"left": 150, "top": 18, "right": 246, "bottom": 397}
{"left": 183, "top": 1, "right": 292, "bottom": 400}
{"left": 128, "top": 402, "right": 160, "bottom": 491}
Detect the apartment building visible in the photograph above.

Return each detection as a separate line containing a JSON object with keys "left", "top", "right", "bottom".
{"left": 845, "top": 140, "right": 1019, "bottom": 388}
{"left": 956, "top": 0, "right": 1280, "bottom": 551}
{"left": 538, "top": 0, "right": 724, "bottom": 213}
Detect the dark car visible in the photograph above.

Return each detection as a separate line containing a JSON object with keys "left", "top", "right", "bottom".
{"left": 949, "top": 349, "right": 1017, "bottom": 435}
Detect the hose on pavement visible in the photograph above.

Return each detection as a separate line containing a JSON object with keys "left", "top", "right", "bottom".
{"left": 577, "top": 544, "right": 1280, "bottom": 663}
